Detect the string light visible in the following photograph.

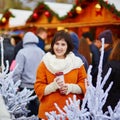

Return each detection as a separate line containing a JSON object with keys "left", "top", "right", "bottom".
{"left": 75, "top": 6, "right": 82, "bottom": 14}
{"left": 95, "top": 3, "right": 101, "bottom": 12}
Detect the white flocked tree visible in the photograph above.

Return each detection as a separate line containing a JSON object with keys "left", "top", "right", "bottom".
{"left": 0, "top": 36, "right": 39, "bottom": 120}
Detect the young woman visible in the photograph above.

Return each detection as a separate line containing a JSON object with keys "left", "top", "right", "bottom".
{"left": 34, "top": 30, "right": 87, "bottom": 120}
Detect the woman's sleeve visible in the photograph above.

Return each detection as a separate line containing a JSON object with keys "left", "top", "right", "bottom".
{"left": 77, "top": 65, "right": 87, "bottom": 95}
{"left": 34, "top": 62, "right": 48, "bottom": 100}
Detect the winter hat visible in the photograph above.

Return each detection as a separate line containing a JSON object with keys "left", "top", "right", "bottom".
{"left": 23, "top": 32, "right": 39, "bottom": 45}
{"left": 98, "top": 30, "right": 113, "bottom": 44}
{"left": 70, "top": 32, "right": 80, "bottom": 50}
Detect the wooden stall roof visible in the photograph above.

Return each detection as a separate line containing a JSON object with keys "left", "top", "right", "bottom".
{"left": 25, "top": 1, "right": 120, "bottom": 29}
{"left": 1, "top": 0, "right": 120, "bottom": 30}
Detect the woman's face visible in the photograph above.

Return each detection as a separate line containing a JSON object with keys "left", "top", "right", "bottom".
{"left": 53, "top": 39, "right": 68, "bottom": 59}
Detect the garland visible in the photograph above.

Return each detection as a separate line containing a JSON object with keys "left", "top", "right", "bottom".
{"left": 27, "top": 1, "right": 120, "bottom": 23}
{"left": 1, "top": 0, "right": 120, "bottom": 25}
{"left": 98, "top": 0, "right": 120, "bottom": 17}
{"left": 0, "top": 9, "right": 14, "bottom": 26}
{"left": 26, "top": 2, "right": 77, "bottom": 23}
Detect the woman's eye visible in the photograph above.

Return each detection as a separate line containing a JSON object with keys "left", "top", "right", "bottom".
{"left": 55, "top": 42, "right": 59, "bottom": 45}
{"left": 61, "top": 43, "right": 66, "bottom": 46}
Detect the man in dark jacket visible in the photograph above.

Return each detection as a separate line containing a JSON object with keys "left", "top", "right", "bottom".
{"left": 82, "top": 32, "right": 100, "bottom": 86}
{"left": 36, "top": 27, "right": 47, "bottom": 52}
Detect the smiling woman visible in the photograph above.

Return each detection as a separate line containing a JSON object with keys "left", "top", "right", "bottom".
{"left": 34, "top": 30, "right": 87, "bottom": 120}
{"left": 53, "top": 39, "right": 68, "bottom": 59}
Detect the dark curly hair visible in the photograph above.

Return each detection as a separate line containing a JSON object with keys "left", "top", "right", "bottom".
{"left": 50, "top": 30, "right": 74, "bottom": 56}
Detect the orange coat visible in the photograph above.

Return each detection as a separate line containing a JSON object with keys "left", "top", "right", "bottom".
{"left": 34, "top": 61, "right": 87, "bottom": 119}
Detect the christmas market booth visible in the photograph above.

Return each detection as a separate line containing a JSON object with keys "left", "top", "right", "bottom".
{"left": 25, "top": 0, "right": 120, "bottom": 39}
{"left": 1, "top": 0, "right": 120, "bottom": 43}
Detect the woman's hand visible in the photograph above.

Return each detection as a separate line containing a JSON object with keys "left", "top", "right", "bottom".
{"left": 54, "top": 77, "right": 68, "bottom": 95}
{"left": 59, "top": 84, "right": 68, "bottom": 95}
{"left": 54, "top": 77, "right": 65, "bottom": 88}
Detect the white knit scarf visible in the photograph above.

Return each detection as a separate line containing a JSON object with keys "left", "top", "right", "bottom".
{"left": 42, "top": 52, "right": 83, "bottom": 74}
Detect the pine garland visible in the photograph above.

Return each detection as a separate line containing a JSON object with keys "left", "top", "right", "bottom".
{"left": 26, "top": 2, "right": 77, "bottom": 23}
{"left": 0, "top": 9, "right": 14, "bottom": 26}
{"left": 1, "top": 0, "right": 120, "bottom": 25}
{"left": 27, "top": 1, "right": 120, "bottom": 23}
{"left": 98, "top": 0, "right": 120, "bottom": 17}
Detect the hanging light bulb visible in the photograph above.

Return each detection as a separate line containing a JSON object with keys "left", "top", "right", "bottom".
{"left": 95, "top": 3, "right": 101, "bottom": 12}
{"left": 1, "top": 17, "right": 7, "bottom": 23}
{"left": 75, "top": 6, "right": 82, "bottom": 14}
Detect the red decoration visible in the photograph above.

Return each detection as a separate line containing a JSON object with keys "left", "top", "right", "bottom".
{"left": 113, "top": 15, "right": 120, "bottom": 20}
{"left": 33, "top": 13, "right": 38, "bottom": 19}
{"left": 44, "top": 11, "right": 51, "bottom": 17}
{"left": 39, "top": 4, "right": 45, "bottom": 9}
{"left": 75, "top": 0, "right": 79, "bottom": 5}
{"left": 96, "top": 10, "right": 102, "bottom": 16}
{"left": 68, "top": 12, "right": 73, "bottom": 17}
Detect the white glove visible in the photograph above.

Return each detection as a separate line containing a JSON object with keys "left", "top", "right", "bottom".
{"left": 44, "top": 80, "right": 59, "bottom": 96}
{"left": 66, "top": 84, "right": 82, "bottom": 95}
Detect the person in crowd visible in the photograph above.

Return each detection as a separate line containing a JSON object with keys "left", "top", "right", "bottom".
{"left": 96, "top": 29, "right": 113, "bottom": 69}
{"left": 14, "top": 38, "right": 23, "bottom": 59}
{"left": 0, "top": 94, "right": 11, "bottom": 120}
{"left": 79, "top": 36, "right": 92, "bottom": 65}
{"left": 10, "top": 40, "right": 23, "bottom": 71}
{"left": 102, "top": 40, "right": 120, "bottom": 113}
{"left": 34, "top": 30, "right": 87, "bottom": 120}
{"left": 0, "top": 34, "right": 15, "bottom": 69}
{"left": 36, "top": 27, "right": 47, "bottom": 51}
{"left": 9, "top": 34, "right": 24, "bottom": 71}
{"left": 12, "top": 32, "right": 45, "bottom": 116}
{"left": 69, "top": 31, "right": 89, "bottom": 72}
{"left": 82, "top": 32, "right": 100, "bottom": 86}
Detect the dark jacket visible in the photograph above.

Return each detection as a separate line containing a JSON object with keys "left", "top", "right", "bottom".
{"left": 0, "top": 38, "right": 14, "bottom": 67}
{"left": 90, "top": 43, "right": 100, "bottom": 86}
{"left": 102, "top": 60, "right": 120, "bottom": 113}
{"left": 103, "top": 46, "right": 112, "bottom": 68}
{"left": 37, "top": 36, "right": 45, "bottom": 51}
{"left": 14, "top": 40, "right": 23, "bottom": 59}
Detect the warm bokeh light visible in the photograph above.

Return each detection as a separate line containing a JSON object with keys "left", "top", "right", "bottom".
{"left": 1, "top": 17, "right": 7, "bottom": 23}
{"left": 95, "top": 3, "right": 101, "bottom": 11}
{"left": 75, "top": 6, "right": 82, "bottom": 14}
